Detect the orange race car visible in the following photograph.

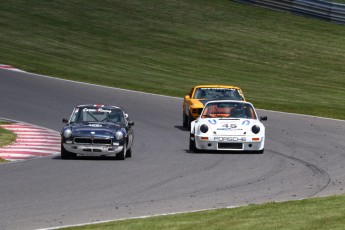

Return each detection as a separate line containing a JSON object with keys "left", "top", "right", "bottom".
{"left": 182, "top": 85, "right": 245, "bottom": 130}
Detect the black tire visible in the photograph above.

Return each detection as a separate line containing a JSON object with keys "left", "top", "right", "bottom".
{"left": 61, "top": 144, "right": 76, "bottom": 159}
{"left": 127, "top": 147, "right": 132, "bottom": 158}
{"left": 257, "top": 149, "right": 264, "bottom": 154}
{"left": 189, "top": 134, "right": 194, "bottom": 151}
{"left": 187, "top": 115, "right": 193, "bottom": 131}
{"left": 182, "top": 111, "right": 188, "bottom": 128}
{"left": 116, "top": 144, "right": 126, "bottom": 160}
{"left": 189, "top": 133, "right": 200, "bottom": 153}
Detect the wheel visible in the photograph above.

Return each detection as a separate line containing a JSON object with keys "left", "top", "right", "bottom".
{"left": 187, "top": 115, "right": 193, "bottom": 131}
{"left": 182, "top": 111, "right": 188, "bottom": 128}
{"left": 126, "top": 147, "right": 132, "bottom": 158}
{"left": 256, "top": 149, "right": 264, "bottom": 154}
{"left": 189, "top": 134, "right": 194, "bottom": 151}
{"left": 116, "top": 144, "right": 126, "bottom": 160}
{"left": 61, "top": 144, "right": 76, "bottom": 159}
{"left": 189, "top": 133, "right": 200, "bottom": 153}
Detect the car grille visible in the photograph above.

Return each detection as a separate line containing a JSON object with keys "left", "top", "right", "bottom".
{"left": 74, "top": 137, "right": 112, "bottom": 145}
{"left": 218, "top": 143, "right": 243, "bottom": 150}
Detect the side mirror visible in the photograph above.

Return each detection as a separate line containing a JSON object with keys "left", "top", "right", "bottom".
{"left": 184, "top": 95, "right": 190, "bottom": 100}
{"left": 62, "top": 118, "right": 69, "bottom": 123}
{"left": 260, "top": 116, "right": 267, "bottom": 121}
{"left": 128, "top": 121, "right": 134, "bottom": 126}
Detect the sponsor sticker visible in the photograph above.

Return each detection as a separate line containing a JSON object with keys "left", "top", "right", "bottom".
{"left": 83, "top": 108, "right": 112, "bottom": 113}
{"left": 89, "top": 124, "right": 102, "bottom": 127}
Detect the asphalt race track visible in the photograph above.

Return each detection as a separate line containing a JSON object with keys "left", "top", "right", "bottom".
{"left": 1, "top": 69, "right": 345, "bottom": 230}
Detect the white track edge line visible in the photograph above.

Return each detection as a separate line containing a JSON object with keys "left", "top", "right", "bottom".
{"left": 21, "top": 72, "right": 345, "bottom": 123}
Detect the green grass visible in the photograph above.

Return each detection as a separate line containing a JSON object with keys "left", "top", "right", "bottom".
{"left": 61, "top": 195, "right": 345, "bottom": 230}
{"left": 0, "top": 0, "right": 344, "bottom": 119}
{"left": 0, "top": 122, "right": 15, "bottom": 162}
{"left": 0, "top": 121, "right": 15, "bottom": 147}
{"left": 330, "top": 0, "right": 345, "bottom": 3}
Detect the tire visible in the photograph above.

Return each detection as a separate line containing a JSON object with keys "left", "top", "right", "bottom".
{"left": 189, "top": 134, "right": 194, "bottom": 151}
{"left": 126, "top": 147, "right": 132, "bottom": 158}
{"left": 256, "top": 149, "right": 264, "bottom": 154}
{"left": 116, "top": 144, "right": 126, "bottom": 160}
{"left": 187, "top": 115, "right": 193, "bottom": 131}
{"left": 189, "top": 133, "right": 200, "bottom": 153}
{"left": 183, "top": 112, "right": 188, "bottom": 128}
{"left": 61, "top": 144, "right": 76, "bottom": 159}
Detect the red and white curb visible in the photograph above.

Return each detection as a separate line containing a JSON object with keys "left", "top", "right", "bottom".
{"left": 0, "top": 123, "right": 60, "bottom": 161}
{"left": 0, "top": 64, "right": 24, "bottom": 72}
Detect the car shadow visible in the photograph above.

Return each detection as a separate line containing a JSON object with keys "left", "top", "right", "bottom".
{"left": 52, "top": 155, "right": 122, "bottom": 161}
{"left": 174, "top": 125, "right": 188, "bottom": 131}
{"left": 184, "top": 149, "right": 262, "bottom": 155}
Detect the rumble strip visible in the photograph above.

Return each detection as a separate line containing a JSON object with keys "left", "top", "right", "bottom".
{"left": 0, "top": 123, "right": 60, "bottom": 161}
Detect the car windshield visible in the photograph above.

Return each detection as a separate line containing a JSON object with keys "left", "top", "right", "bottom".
{"left": 193, "top": 88, "right": 243, "bottom": 100}
{"left": 69, "top": 107, "right": 125, "bottom": 124}
{"left": 201, "top": 102, "right": 256, "bottom": 119}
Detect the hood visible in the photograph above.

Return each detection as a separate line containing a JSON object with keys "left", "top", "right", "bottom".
{"left": 199, "top": 118, "right": 263, "bottom": 135}
{"left": 69, "top": 122, "right": 121, "bottom": 137}
{"left": 190, "top": 99, "right": 212, "bottom": 108}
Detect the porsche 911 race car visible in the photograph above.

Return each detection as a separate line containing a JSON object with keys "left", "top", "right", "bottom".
{"left": 189, "top": 100, "right": 266, "bottom": 153}
{"left": 182, "top": 85, "right": 245, "bottom": 130}
{"left": 60, "top": 104, "right": 134, "bottom": 160}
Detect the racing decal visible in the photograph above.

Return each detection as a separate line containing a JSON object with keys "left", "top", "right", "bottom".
{"left": 208, "top": 119, "right": 217, "bottom": 125}
{"left": 217, "top": 122, "right": 242, "bottom": 131}
{"left": 217, "top": 128, "right": 243, "bottom": 131}
{"left": 221, "top": 123, "right": 237, "bottom": 129}
{"left": 242, "top": 120, "right": 250, "bottom": 126}
{"left": 83, "top": 108, "right": 112, "bottom": 113}
{"left": 88, "top": 124, "right": 102, "bottom": 127}
{"left": 200, "top": 88, "right": 237, "bottom": 91}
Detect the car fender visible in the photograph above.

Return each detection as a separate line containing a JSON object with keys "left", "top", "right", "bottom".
{"left": 190, "top": 120, "right": 197, "bottom": 134}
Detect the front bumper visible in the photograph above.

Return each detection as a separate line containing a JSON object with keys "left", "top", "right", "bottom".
{"left": 194, "top": 135, "right": 264, "bottom": 151}
{"left": 63, "top": 143, "right": 124, "bottom": 157}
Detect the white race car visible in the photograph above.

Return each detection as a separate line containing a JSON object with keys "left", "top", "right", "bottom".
{"left": 190, "top": 100, "right": 267, "bottom": 153}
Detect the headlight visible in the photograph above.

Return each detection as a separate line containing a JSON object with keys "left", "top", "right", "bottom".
{"left": 63, "top": 129, "right": 72, "bottom": 138}
{"left": 115, "top": 131, "right": 124, "bottom": 140}
{"left": 200, "top": 124, "right": 209, "bottom": 133}
{"left": 251, "top": 125, "right": 260, "bottom": 134}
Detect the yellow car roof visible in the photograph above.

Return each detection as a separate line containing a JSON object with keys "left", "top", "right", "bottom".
{"left": 193, "top": 85, "right": 241, "bottom": 90}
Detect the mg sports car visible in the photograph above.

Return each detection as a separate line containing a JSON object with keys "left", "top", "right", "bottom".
{"left": 61, "top": 104, "right": 134, "bottom": 160}
{"left": 189, "top": 100, "right": 266, "bottom": 153}
{"left": 182, "top": 85, "right": 245, "bottom": 130}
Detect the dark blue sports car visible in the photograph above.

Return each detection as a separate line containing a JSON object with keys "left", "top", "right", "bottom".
{"left": 61, "top": 104, "right": 134, "bottom": 160}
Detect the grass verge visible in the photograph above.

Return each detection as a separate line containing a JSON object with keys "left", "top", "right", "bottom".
{"left": 330, "top": 0, "right": 345, "bottom": 4}
{"left": 0, "top": 0, "right": 344, "bottom": 119}
{"left": 61, "top": 195, "right": 345, "bottom": 230}
{"left": 0, "top": 121, "right": 16, "bottom": 163}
